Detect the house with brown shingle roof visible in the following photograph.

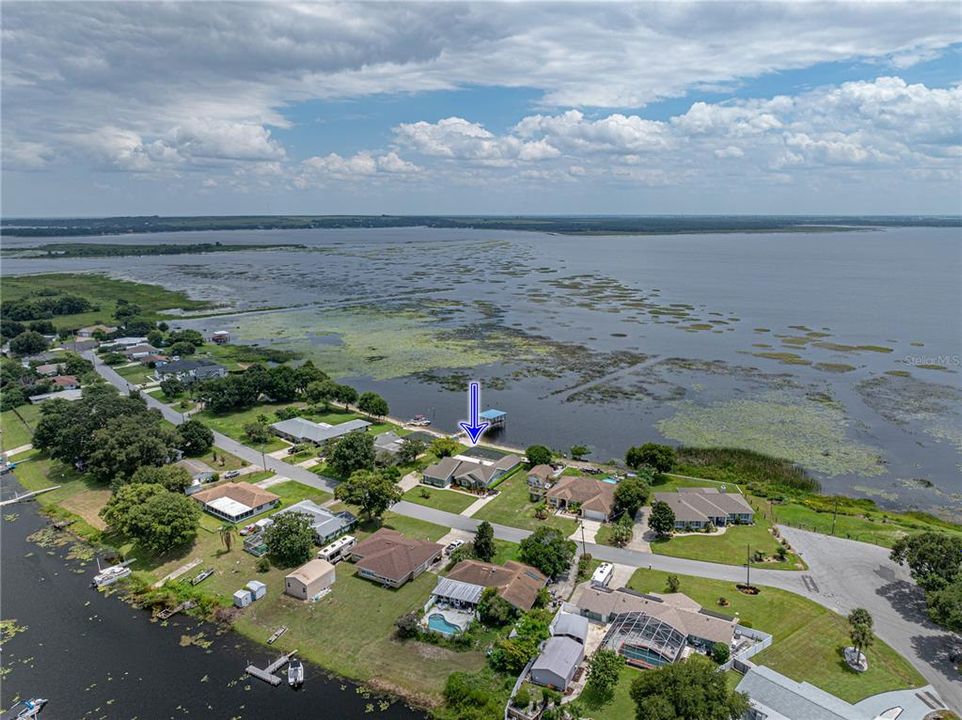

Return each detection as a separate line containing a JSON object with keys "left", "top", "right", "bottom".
{"left": 51, "top": 375, "right": 79, "bottom": 390}
{"left": 526, "top": 464, "right": 559, "bottom": 497}
{"left": 191, "top": 482, "right": 280, "bottom": 523}
{"left": 545, "top": 475, "right": 616, "bottom": 521}
{"left": 653, "top": 487, "right": 754, "bottom": 529}
{"left": 349, "top": 528, "right": 442, "bottom": 588}
{"left": 437, "top": 559, "right": 548, "bottom": 611}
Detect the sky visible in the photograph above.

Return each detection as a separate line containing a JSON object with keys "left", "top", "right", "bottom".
{"left": 2, "top": 1, "right": 961, "bottom": 217}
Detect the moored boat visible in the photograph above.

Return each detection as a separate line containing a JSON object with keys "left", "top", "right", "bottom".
{"left": 287, "top": 658, "right": 304, "bottom": 688}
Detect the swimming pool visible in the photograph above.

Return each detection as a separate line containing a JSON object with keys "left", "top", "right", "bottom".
{"left": 427, "top": 613, "right": 462, "bottom": 636}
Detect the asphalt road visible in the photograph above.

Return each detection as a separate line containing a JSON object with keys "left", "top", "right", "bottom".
{"left": 89, "top": 356, "right": 960, "bottom": 710}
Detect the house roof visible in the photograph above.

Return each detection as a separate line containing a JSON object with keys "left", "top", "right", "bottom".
{"left": 271, "top": 417, "right": 371, "bottom": 444}
{"left": 577, "top": 587, "right": 737, "bottom": 645}
{"left": 352, "top": 528, "right": 442, "bottom": 583}
{"left": 276, "top": 499, "right": 355, "bottom": 539}
{"left": 432, "top": 577, "right": 485, "bottom": 605}
{"left": 654, "top": 487, "right": 754, "bottom": 524}
{"left": 528, "top": 464, "right": 554, "bottom": 481}
{"left": 286, "top": 558, "right": 336, "bottom": 586}
{"left": 546, "top": 476, "right": 615, "bottom": 517}
{"left": 176, "top": 458, "right": 215, "bottom": 477}
{"left": 423, "top": 454, "right": 521, "bottom": 487}
{"left": 446, "top": 559, "right": 547, "bottom": 611}
{"left": 124, "top": 343, "right": 158, "bottom": 355}
{"left": 157, "top": 358, "right": 223, "bottom": 375}
{"left": 192, "top": 482, "right": 279, "bottom": 510}
{"left": 479, "top": 409, "right": 506, "bottom": 420}
{"left": 35, "top": 363, "right": 61, "bottom": 375}
{"left": 79, "top": 324, "right": 117, "bottom": 334}
{"left": 531, "top": 636, "right": 583, "bottom": 682}
{"left": 736, "top": 665, "right": 868, "bottom": 720}
{"left": 552, "top": 612, "right": 589, "bottom": 642}
{"left": 52, "top": 375, "right": 78, "bottom": 387}
{"left": 374, "top": 430, "right": 404, "bottom": 453}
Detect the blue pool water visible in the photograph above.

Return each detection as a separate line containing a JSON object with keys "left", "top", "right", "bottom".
{"left": 601, "top": 477, "right": 619, "bottom": 484}
{"left": 621, "top": 645, "right": 670, "bottom": 667}
{"left": 427, "top": 613, "right": 461, "bottom": 636}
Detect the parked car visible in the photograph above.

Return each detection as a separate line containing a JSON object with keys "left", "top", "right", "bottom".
{"left": 239, "top": 524, "right": 257, "bottom": 536}
{"left": 445, "top": 539, "right": 465, "bottom": 556}
{"left": 223, "top": 470, "right": 240, "bottom": 479}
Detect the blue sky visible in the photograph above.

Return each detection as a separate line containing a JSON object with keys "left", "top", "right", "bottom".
{"left": 2, "top": 2, "right": 960, "bottom": 216}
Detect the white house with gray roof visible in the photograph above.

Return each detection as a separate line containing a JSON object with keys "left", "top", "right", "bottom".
{"left": 271, "top": 417, "right": 371, "bottom": 445}
{"left": 275, "top": 499, "right": 357, "bottom": 545}
{"left": 653, "top": 487, "right": 755, "bottom": 529}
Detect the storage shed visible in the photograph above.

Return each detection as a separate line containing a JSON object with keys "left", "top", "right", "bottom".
{"left": 233, "top": 589, "right": 253, "bottom": 608}
{"left": 529, "top": 636, "right": 584, "bottom": 691}
{"left": 285, "top": 558, "right": 336, "bottom": 601}
{"left": 246, "top": 580, "right": 267, "bottom": 601}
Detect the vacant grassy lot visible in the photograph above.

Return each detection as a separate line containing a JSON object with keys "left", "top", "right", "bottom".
{"left": 114, "top": 363, "right": 154, "bottom": 386}
{"left": 402, "top": 485, "right": 477, "bottom": 514}
{"left": 195, "top": 403, "right": 298, "bottom": 452}
{"left": 756, "top": 496, "right": 962, "bottom": 548}
{"left": 1, "top": 404, "right": 41, "bottom": 451}
{"left": 627, "top": 568, "right": 924, "bottom": 703}
{"left": 196, "top": 446, "right": 248, "bottom": 472}
{"left": 473, "top": 470, "right": 578, "bottom": 536}
{"left": 1, "top": 273, "right": 213, "bottom": 331}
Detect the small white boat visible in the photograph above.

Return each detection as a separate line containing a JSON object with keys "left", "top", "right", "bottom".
{"left": 92, "top": 558, "right": 133, "bottom": 588}
{"left": 15, "top": 698, "right": 47, "bottom": 718}
{"left": 287, "top": 658, "right": 304, "bottom": 688}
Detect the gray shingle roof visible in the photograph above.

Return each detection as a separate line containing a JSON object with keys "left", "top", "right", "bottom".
{"left": 271, "top": 417, "right": 370, "bottom": 444}
{"left": 736, "top": 665, "right": 869, "bottom": 720}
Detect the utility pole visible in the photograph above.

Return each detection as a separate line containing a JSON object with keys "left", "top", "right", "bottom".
{"left": 831, "top": 497, "right": 839, "bottom": 536}
{"left": 746, "top": 544, "right": 751, "bottom": 589}
{"left": 580, "top": 521, "right": 587, "bottom": 557}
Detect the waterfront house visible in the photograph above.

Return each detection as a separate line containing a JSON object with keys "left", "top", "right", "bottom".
{"left": 434, "top": 559, "right": 548, "bottom": 612}
{"left": 285, "top": 558, "right": 336, "bottom": 601}
{"left": 544, "top": 475, "right": 615, "bottom": 521}
{"left": 274, "top": 499, "right": 357, "bottom": 545}
{"left": 211, "top": 330, "right": 230, "bottom": 344}
{"left": 526, "top": 464, "right": 559, "bottom": 499}
{"left": 270, "top": 416, "right": 371, "bottom": 445}
{"left": 349, "top": 528, "right": 442, "bottom": 588}
{"left": 51, "top": 375, "right": 79, "bottom": 390}
{"left": 191, "top": 482, "right": 280, "bottom": 523}
{"left": 373, "top": 430, "right": 405, "bottom": 459}
{"left": 421, "top": 453, "right": 521, "bottom": 491}
{"left": 154, "top": 358, "right": 227, "bottom": 383}
{"left": 652, "top": 487, "right": 754, "bottom": 530}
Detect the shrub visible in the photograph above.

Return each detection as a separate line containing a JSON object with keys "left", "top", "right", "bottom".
{"left": 711, "top": 642, "right": 731, "bottom": 664}
{"left": 256, "top": 557, "right": 271, "bottom": 573}
{"left": 513, "top": 686, "right": 531, "bottom": 708}
{"left": 667, "top": 575, "right": 681, "bottom": 593}
{"left": 395, "top": 612, "right": 420, "bottom": 639}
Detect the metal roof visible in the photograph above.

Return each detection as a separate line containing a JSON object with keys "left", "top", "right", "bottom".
{"left": 271, "top": 417, "right": 371, "bottom": 444}
{"left": 479, "top": 409, "right": 506, "bottom": 419}
{"left": 432, "top": 577, "right": 485, "bottom": 605}
{"left": 551, "top": 613, "right": 589, "bottom": 642}
{"left": 276, "top": 500, "right": 355, "bottom": 539}
{"left": 531, "top": 636, "right": 583, "bottom": 681}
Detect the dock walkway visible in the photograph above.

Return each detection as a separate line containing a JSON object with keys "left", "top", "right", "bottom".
{"left": 245, "top": 650, "right": 297, "bottom": 686}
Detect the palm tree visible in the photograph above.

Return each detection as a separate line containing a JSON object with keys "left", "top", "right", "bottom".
{"left": 219, "top": 523, "right": 237, "bottom": 552}
{"left": 848, "top": 607, "right": 874, "bottom": 665}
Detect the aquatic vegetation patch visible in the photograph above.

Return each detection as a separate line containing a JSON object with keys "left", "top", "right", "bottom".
{"left": 856, "top": 375, "right": 962, "bottom": 455}
{"left": 657, "top": 393, "right": 886, "bottom": 477}
{"left": 813, "top": 341, "right": 893, "bottom": 353}
{"left": 813, "top": 363, "right": 857, "bottom": 373}
{"left": 0, "top": 619, "right": 27, "bottom": 647}
{"left": 752, "top": 352, "right": 812, "bottom": 366}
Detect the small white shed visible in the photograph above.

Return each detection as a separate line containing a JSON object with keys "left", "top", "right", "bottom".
{"left": 246, "top": 580, "right": 267, "bottom": 600}
{"left": 233, "top": 589, "right": 253, "bottom": 608}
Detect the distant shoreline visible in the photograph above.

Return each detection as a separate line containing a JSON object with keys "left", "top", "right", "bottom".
{"left": 2, "top": 214, "right": 960, "bottom": 238}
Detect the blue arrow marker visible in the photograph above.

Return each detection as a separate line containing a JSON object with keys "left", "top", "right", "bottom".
{"left": 458, "top": 380, "right": 490, "bottom": 446}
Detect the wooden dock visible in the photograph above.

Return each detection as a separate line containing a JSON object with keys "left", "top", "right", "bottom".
{"left": 245, "top": 650, "right": 297, "bottom": 686}
{"left": 0, "top": 485, "right": 61, "bottom": 507}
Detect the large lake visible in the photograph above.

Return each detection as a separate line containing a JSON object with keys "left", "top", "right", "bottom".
{"left": 0, "top": 482, "right": 426, "bottom": 720}
{"left": 3, "top": 226, "right": 960, "bottom": 515}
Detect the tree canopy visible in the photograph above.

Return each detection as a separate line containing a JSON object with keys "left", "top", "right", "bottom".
{"left": 129, "top": 464, "right": 192, "bottom": 493}
{"left": 473, "top": 520, "right": 496, "bottom": 562}
{"left": 264, "top": 511, "right": 315, "bottom": 567}
{"left": 630, "top": 655, "right": 749, "bottom": 720}
{"left": 334, "top": 468, "right": 401, "bottom": 520}
{"left": 890, "top": 532, "right": 962, "bottom": 592}
{"left": 357, "top": 391, "right": 389, "bottom": 418}
{"left": 519, "top": 526, "right": 576, "bottom": 579}
{"left": 649, "top": 501, "right": 676, "bottom": 536}
{"left": 614, "top": 475, "right": 650, "bottom": 519}
{"left": 100, "top": 483, "right": 200, "bottom": 553}
{"left": 9, "top": 330, "right": 49, "bottom": 356}
{"left": 328, "top": 431, "right": 376, "bottom": 478}
{"left": 585, "top": 648, "right": 624, "bottom": 700}
{"left": 626, "top": 443, "right": 676, "bottom": 473}
{"left": 429, "top": 437, "right": 461, "bottom": 458}
{"left": 525, "top": 444, "right": 552, "bottom": 468}
{"left": 177, "top": 418, "right": 214, "bottom": 456}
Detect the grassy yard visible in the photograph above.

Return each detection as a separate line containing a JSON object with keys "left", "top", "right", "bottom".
{"left": 756, "top": 496, "right": 962, "bottom": 548}
{"left": 113, "top": 363, "right": 154, "bottom": 386}
{"left": 1, "top": 273, "right": 213, "bottom": 331}
{"left": 582, "top": 664, "right": 637, "bottom": 720}
{"left": 1, "top": 404, "right": 41, "bottom": 451}
{"left": 195, "top": 403, "right": 298, "bottom": 452}
{"left": 402, "top": 485, "right": 477, "bottom": 514}
{"left": 473, "top": 470, "right": 579, "bottom": 536}
{"left": 627, "top": 568, "right": 925, "bottom": 703}
{"left": 197, "top": 446, "right": 249, "bottom": 472}
{"left": 650, "top": 520, "right": 804, "bottom": 570}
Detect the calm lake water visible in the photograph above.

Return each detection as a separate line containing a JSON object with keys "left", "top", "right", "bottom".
{"left": 0, "top": 482, "right": 426, "bottom": 720}
{"left": 3, "top": 226, "right": 960, "bottom": 515}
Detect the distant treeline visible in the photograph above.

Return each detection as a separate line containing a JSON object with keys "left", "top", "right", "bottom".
{"left": 2, "top": 214, "right": 960, "bottom": 237}
{"left": 2, "top": 241, "right": 307, "bottom": 256}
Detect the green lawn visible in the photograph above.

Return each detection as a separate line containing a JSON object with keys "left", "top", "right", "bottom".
{"left": 627, "top": 568, "right": 925, "bottom": 703}
{"left": 473, "top": 470, "right": 579, "bottom": 536}
{"left": 266, "top": 480, "right": 332, "bottom": 509}
{"left": 582, "top": 665, "right": 637, "bottom": 720}
{"left": 650, "top": 521, "right": 804, "bottom": 570}
{"left": 195, "top": 403, "right": 298, "bottom": 452}
{"left": 1, "top": 404, "right": 41, "bottom": 451}
{"left": 756, "top": 496, "right": 962, "bottom": 548}
{"left": 1, "top": 273, "right": 212, "bottom": 331}
{"left": 114, "top": 363, "right": 154, "bottom": 386}
{"left": 402, "top": 485, "right": 477, "bottom": 514}
{"left": 197, "top": 446, "right": 248, "bottom": 471}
